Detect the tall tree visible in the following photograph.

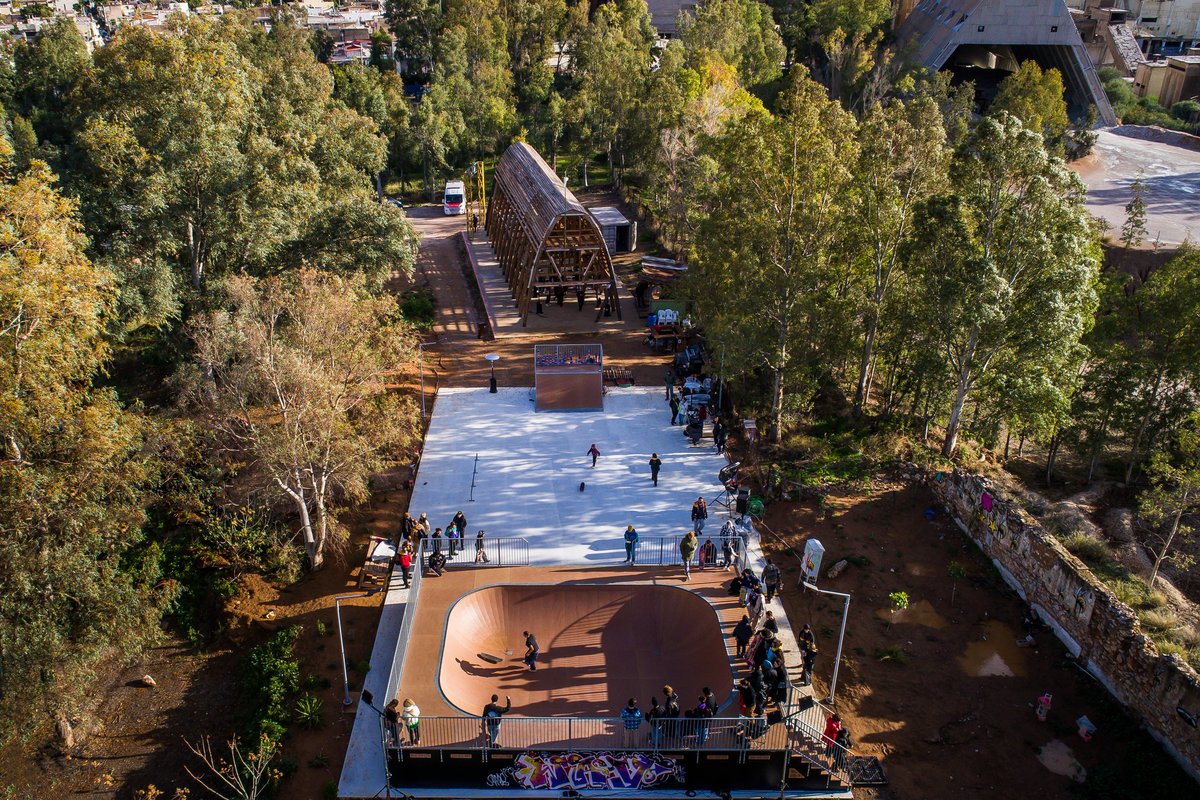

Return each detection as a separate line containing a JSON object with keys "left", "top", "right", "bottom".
{"left": 386, "top": 0, "right": 443, "bottom": 76}
{"left": 70, "top": 11, "right": 412, "bottom": 320}
{"left": 184, "top": 271, "right": 421, "bottom": 569}
{"left": 11, "top": 16, "right": 89, "bottom": 157}
{"left": 1139, "top": 415, "right": 1200, "bottom": 588}
{"left": 990, "top": 61, "right": 1070, "bottom": 153}
{"left": 849, "top": 95, "right": 948, "bottom": 416}
{"left": 0, "top": 161, "right": 165, "bottom": 743}
{"left": 679, "top": 0, "right": 786, "bottom": 87}
{"left": 567, "top": 0, "right": 655, "bottom": 183}
{"left": 689, "top": 68, "right": 858, "bottom": 442}
{"left": 907, "top": 113, "right": 1100, "bottom": 457}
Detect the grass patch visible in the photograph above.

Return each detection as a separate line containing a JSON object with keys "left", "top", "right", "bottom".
{"left": 845, "top": 555, "right": 871, "bottom": 568}
{"left": 1061, "top": 533, "right": 1110, "bottom": 563}
{"left": 1139, "top": 608, "right": 1179, "bottom": 633}
{"left": 874, "top": 646, "right": 909, "bottom": 664}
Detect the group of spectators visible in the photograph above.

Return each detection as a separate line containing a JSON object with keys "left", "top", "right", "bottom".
{"left": 394, "top": 510, "right": 491, "bottom": 580}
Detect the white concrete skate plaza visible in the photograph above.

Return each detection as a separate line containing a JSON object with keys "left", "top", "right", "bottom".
{"left": 412, "top": 386, "right": 732, "bottom": 562}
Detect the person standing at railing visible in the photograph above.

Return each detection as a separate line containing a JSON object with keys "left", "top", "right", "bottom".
{"left": 698, "top": 537, "right": 716, "bottom": 571}
{"left": 620, "top": 698, "right": 643, "bottom": 746}
{"left": 481, "top": 694, "right": 511, "bottom": 748}
{"left": 385, "top": 699, "right": 401, "bottom": 747}
{"left": 689, "top": 695, "right": 713, "bottom": 746}
{"left": 474, "top": 530, "right": 490, "bottom": 563}
{"left": 398, "top": 543, "right": 414, "bottom": 589}
{"left": 661, "top": 685, "right": 681, "bottom": 746}
{"left": 431, "top": 527, "right": 443, "bottom": 555}
{"left": 822, "top": 714, "right": 842, "bottom": 759}
{"left": 645, "top": 697, "right": 664, "bottom": 747}
{"left": 402, "top": 698, "right": 421, "bottom": 745}
{"left": 834, "top": 726, "right": 852, "bottom": 769}
{"left": 680, "top": 531, "right": 697, "bottom": 580}
{"left": 446, "top": 523, "right": 460, "bottom": 558}
{"left": 623, "top": 525, "right": 639, "bottom": 563}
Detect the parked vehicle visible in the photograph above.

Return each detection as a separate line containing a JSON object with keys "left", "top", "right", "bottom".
{"left": 443, "top": 180, "right": 465, "bottom": 215}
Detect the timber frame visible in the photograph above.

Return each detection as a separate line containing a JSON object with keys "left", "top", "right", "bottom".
{"left": 486, "top": 143, "right": 621, "bottom": 326}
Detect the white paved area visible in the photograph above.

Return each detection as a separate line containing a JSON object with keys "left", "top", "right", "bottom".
{"left": 339, "top": 387, "right": 800, "bottom": 798}
{"left": 411, "top": 386, "right": 730, "bottom": 560}
{"left": 1074, "top": 129, "right": 1200, "bottom": 246}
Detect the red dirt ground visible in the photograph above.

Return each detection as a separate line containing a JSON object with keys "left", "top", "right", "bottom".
{"left": 762, "top": 478, "right": 1196, "bottom": 799}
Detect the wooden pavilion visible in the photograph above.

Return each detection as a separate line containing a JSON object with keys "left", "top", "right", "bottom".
{"left": 486, "top": 143, "right": 621, "bottom": 326}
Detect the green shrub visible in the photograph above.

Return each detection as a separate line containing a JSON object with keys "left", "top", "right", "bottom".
{"left": 238, "top": 626, "right": 301, "bottom": 744}
{"left": 296, "top": 695, "right": 325, "bottom": 730}
{"left": 1172, "top": 100, "right": 1200, "bottom": 121}
{"left": 308, "top": 753, "right": 330, "bottom": 769}
{"left": 399, "top": 288, "right": 436, "bottom": 329}
{"left": 323, "top": 781, "right": 339, "bottom": 800}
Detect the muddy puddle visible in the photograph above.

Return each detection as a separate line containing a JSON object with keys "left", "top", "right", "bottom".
{"left": 875, "top": 599, "right": 947, "bottom": 628}
{"left": 1038, "top": 739, "right": 1087, "bottom": 782}
{"left": 959, "top": 620, "right": 1028, "bottom": 677}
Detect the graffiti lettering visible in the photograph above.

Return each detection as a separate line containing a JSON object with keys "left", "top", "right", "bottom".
{"left": 489, "top": 751, "right": 684, "bottom": 790}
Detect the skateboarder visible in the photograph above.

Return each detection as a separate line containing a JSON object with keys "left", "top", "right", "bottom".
{"left": 649, "top": 453, "right": 662, "bottom": 486}
{"left": 474, "top": 529, "right": 490, "bottom": 563}
{"left": 522, "top": 631, "right": 539, "bottom": 671}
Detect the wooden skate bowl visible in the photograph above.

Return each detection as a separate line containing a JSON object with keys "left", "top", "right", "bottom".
{"left": 438, "top": 583, "right": 734, "bottom": 717}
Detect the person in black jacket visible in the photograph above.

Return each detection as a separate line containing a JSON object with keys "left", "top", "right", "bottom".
{"left": 733, "top": 615, "right": 753, "bottom": 658}
{"left": 661, "top": 685, "right": 680, "bottom": 746}
{"left": 481, "top": 694, "right": 512, "bottom": 748}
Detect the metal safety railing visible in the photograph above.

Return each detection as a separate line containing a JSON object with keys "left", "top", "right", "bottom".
{"left": 386, "top": 714, "right": 791, "bottom": 756}
{"left": 781, "top": 689, "right": 854, "bottom": 787}
{"left": 419, "top": 536, "right": 530, "bottom": 571}
{"left": 636, "top": 533, "right": 747, "bottom": 572}
{"left": 384, "top": 541, "right": 425, "bottom": 704}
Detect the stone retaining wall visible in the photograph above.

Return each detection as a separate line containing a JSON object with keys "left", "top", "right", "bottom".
{"left": 931, "top": 469, "right": 1200, "bottom": 781}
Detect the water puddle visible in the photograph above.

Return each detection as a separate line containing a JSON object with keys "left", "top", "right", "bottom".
{"left": 959, "top": 620, "right": 1027, "bottom": 677}
{"left": 1038, "top": 739, "right": 1087, "bottom": 782}
{"left": 875, "top": 599, "right": 947, "bottom": 628}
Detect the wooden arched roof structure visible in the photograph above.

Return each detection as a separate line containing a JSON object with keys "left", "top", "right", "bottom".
{"left": 486, "top": 143, "right": 621, "bottom": 326}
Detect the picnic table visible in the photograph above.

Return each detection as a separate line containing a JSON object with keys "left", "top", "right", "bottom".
{"left": 359, "top": 537, "right": 396, "bottom": 587}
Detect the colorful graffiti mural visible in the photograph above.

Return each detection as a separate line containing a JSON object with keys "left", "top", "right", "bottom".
{"left": 487, "top": 751, "right": 684, "bottom": 790}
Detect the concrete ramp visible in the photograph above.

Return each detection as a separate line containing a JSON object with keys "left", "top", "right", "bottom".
{"left": 439, "top": 583, "right": 734, "bottom": 717}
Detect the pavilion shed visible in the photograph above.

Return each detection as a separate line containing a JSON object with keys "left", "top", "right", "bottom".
{"left": 486, "top": 143, "right": 621, "bottom": 326}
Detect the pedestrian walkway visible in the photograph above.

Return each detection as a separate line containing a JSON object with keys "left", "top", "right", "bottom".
{"left": 462, "top": 231, "right": 640, "bottom": 337}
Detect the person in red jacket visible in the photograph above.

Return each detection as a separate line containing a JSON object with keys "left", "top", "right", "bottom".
{"left": 398, "top": 544, "right": 414, "bottom": 588}
{"left": 822, "top": 714, "right": 842, "bottom": 758}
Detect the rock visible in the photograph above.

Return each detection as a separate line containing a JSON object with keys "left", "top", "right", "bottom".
{"left": 826, "top": 559, "right": 849, "bottom": 579}
{"left": 140, "top": 674, "right": 156, "bottom": 688}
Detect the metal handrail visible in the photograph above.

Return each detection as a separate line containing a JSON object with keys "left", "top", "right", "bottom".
{"left": 637, "top": 534, "right": 746, "bottom": 569}
{"left": 387, "top": 714, "right": 789, "bottom": 754}
{"left": 384, "top": 541, "right": 425, "bottom": 704}
{"left": 420, "top": 536, "right": 530, "bottom": 570}
{"left": 782, "top": 689, "right": 854, "bottom": 786}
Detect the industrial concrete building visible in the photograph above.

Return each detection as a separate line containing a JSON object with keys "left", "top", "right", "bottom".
{"left": 894, "top": 0, "right": 1118, "bottom": 124}
{"left": 1133, "top": 54, "right": 1200, "bottom": 104}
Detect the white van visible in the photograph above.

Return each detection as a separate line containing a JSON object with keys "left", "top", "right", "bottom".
{"left": 443, "top": 180, "right": 465, "bottom": 215}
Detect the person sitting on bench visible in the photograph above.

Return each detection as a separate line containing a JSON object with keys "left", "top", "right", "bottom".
{"left": 428, "top": 550, "right": 447, "bottom": 576}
